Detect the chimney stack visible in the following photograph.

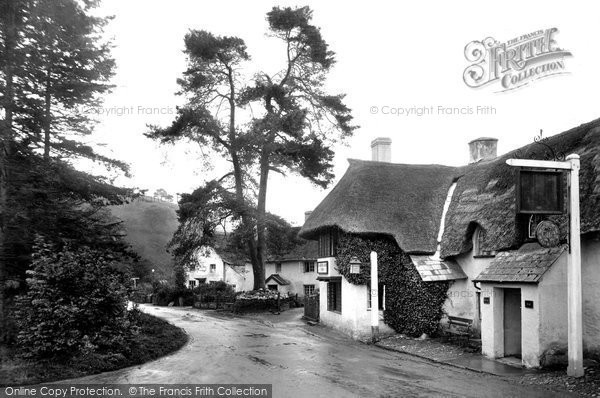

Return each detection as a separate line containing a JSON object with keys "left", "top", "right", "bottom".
{"left": 371, "top": 137, "right": 392, "bottom": 162}
{"left": 304, "top": 211, "right": 313, "bottom": 223}
{"left": 468, "top": 137, "right": 498, "bottom": 163}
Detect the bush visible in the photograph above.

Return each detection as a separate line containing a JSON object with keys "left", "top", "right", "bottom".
{"left": 154, "top": 285, "right": 179, "bottom": 305}
{"left": 336, "top": 234, "right": 450, "bottom": 337}
{"left": 153, "top": 284, "right": 195, "bottom": 306}
{"left": 1, "top": 310, "right": 188, "bottom": 386}
{"left": 193, "top": 281, "right": 236, "bottom": 303}
{"left": 14, "top": 239, "right": 137, "bottom": 359}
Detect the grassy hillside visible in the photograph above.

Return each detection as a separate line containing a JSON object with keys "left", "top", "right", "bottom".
{"left": 109, "top": 198, "right": 179, "bottom": 281}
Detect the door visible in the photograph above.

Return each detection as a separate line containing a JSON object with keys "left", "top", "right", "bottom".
{"left": 503, "top": 288, "right": 522, "bottom": 357}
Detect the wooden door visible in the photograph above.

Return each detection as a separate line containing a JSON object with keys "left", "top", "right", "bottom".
{"left": 503, "top": 288, "right": 522, "bottom": 358}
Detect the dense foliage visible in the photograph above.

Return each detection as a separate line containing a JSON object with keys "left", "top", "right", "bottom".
{"left": 0, "top": 0, "right": 123, "bottom": 168}
{"left": 0, "top": 0, "right": 135, "bottom": 345}
{"left": 194, "top": 280, "right": 236, "bottom": 303}
{"left": 336, "top": 234, "right": 450, "bottom": 337}
{"left": 2, "top": 309, "right": 188, "bottom": 386}
{"left": 168, "top": 187, "right": 308, "bottom": 276}
{"left": 14, "top": 239, "right": 136, "bottom": 359}
{"left": 232, "top": 289, "right": 293, "bottom": 313}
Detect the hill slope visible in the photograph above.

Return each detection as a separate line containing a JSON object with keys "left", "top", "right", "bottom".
{"left": 109, "top": 198, "right": 179, "bottom": 281}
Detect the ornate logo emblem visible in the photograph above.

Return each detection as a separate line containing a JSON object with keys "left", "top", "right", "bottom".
{"left": 463, "top": 28, "right": 572, "bottom": 92}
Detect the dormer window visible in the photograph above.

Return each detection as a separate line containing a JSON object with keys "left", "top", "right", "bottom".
{"left": 318, "top": 228, "right": 339, "bottom": 258}
{"left": 473, "top": 226, "right": 495, "bottom": 258}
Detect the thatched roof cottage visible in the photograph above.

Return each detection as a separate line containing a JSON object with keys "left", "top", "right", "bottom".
{"left": 299, "top": 117, "right": 600, "bottom": 368}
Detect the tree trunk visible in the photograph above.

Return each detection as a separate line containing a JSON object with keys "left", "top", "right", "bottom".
{"left": 0, "top": 0, "right": 17, "bottom": 343}
{"left": 230, "top": 145, "right": 261, "bottom": 289}
{"left": 43, "top": 68, "right": 52, "bottom": 159}
{"left": 254, "top": 149, "right": 270, "bottom": 290}
{"left": 225, "top": 64, "right": 261, "bottom": 289}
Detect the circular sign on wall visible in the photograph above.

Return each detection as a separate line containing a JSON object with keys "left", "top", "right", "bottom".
{"left": 535, "top": 220, "right": 561, "bottom": 248}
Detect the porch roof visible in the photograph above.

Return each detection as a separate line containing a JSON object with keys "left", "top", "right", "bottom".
{"left": 265, "top": 274, "right": 291, "bottom": 286}
{"left": 409, "top": 255, "right": 468, "bottom": 281}
{"left": 473, "top": 243, "right": 566, "bottom": 283}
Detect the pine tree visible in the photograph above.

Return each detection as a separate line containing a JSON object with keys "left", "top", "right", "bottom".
{"left": 147, "top": 6, "right": 356, "bottom": 289}
{"left": 0, "top": 0, "right": 132, "bottom": 343}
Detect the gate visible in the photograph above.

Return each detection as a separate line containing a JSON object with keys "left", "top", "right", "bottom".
{"left": 303, "top": 293, "right": 320, "bottom": 322}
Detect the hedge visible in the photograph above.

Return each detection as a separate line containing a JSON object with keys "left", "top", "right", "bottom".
{"left": 232, "top": 290, "right": 293, "bottom": 313}
{"left": 14, "top": 240, "right": 136, "bottom": 359}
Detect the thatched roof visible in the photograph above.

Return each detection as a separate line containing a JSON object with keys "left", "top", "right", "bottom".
{"left": 441, "top": 118, "right": 600, "bottom": 258}
{"left": 300, "top": 117, "right": 600, "bottom": 259}
{"left": 267, "top": 240, "right": 318, "bottom": 262}
{"left": 299, "top": 159, "right": 458, "bottom": 254}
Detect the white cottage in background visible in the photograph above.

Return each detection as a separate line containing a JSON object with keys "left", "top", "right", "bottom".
{"left": 186, "top": 237, "right": 254, "bottom": 292}
{"left": 300, "top": 118, "right": 600, "bottom": 368}
{"left": 186, "top": 230, "right": 319, "bottom": 296}
{"left": 264, "top": 230, "right": 319, "bottom": 298}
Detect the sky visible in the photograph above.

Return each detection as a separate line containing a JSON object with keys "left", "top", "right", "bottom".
{"left": 88, "top": 0, "right": 600, "bottom": 226}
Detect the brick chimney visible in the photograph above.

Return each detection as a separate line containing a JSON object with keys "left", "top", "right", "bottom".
{"left": 468, "top": 137, "right": 498, "bottom": 163}
{"left": 304, "top": 211, "right": 313, "bottom": 223}
{"left": 371, "top": 137, "right": 392, "bottom": 162}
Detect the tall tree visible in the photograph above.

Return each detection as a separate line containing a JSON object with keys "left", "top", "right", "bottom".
{"left": 0, "top": 0, "right": 23, "bottom": 343}
{"left": 4, "top": 0, "right": 126, "bottom": 172}
{"left": 241, "top": 6, "right": 355, "bottom": 287}
{"left": 0, "top": 0, "right": 131, "bottom": 342}
{"left": 148, "top": 6, "right": 356, "bottom": 289}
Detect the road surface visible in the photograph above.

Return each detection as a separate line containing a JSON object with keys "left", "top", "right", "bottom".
{"left": 68, "top": 305, "right": 570, "bottom": 398}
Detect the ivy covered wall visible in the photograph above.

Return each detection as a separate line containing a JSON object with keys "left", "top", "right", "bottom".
{"left": 335, "top": 234, "right": 450, "bottom": 337}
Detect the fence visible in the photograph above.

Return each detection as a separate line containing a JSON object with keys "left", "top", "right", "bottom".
{"left": 193, "top": 294, "right": 237, "bottom": 311}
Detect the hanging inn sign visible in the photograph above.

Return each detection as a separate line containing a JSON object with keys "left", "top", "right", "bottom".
{"left": 506, "top": 155, "right": 584, "bottom": 378}
{"left": 516, "top": 168, "right": 564, "bottom": 215}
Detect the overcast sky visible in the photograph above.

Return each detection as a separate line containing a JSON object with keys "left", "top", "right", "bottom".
{"left": 89, "top": 0, "right": 600, "bottom": 225}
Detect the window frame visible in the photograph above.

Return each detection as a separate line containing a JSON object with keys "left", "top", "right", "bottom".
{"left": 303, "top": 284, "right": 315, "bottom": 296}
{"left": 473, "top": 226, "right": 496, "bottom": 258}
{"left": 303, "top": 261, "right": 315, "bottom": 273}
{"left": 318, "top": 228, "right": 339, "bottom": 258}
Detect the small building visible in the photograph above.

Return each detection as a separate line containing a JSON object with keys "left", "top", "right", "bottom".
{"left": 187, "top": 228, "right": 319, "bottom": 296}
{"left": 300, "top": 118, "right": 600, "bottom": 367}
{"left": 264, "top": 237, "right": 319, "bottom": 298}
{"left": 185, "top": 236, "right": 254, "bottom": 292}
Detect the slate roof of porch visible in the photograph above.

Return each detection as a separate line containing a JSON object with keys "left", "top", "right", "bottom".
{"left": 265, "top": 274, "right": 291, "bottom": 286}
{"left": 473, "top": 243, "right": 566, "bottom": 283}
{"left": 410, "top": 255, "right": 468, "bottom": 281}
